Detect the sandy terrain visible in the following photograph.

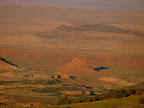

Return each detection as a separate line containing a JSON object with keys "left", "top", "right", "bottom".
{"left": 98, "top": 77, "right": 135, "bottom": 87}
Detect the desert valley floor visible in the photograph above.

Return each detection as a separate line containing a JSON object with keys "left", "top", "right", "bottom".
{"left": 0, "top": 5, "right": 144, "bottom": 107}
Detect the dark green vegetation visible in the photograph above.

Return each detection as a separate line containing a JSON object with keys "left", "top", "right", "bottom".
{"left": 57, "top": 94, "right": 72, "bottom": 105}
{"left": 1, "top": 95, "right": 144, "bottom": 108}
{"left": 22, "top": 79, "right": 61, "bottom": 85}
{"left": 56, "top": 89, "right": 144, "bottom": 105}
{"left": 1, "top": 89, "right": 143, "bottom": 108}
{"left": 0, "top": 79, "right": 82, "bottom": 105}
{"left": 55, "top": 95, "right": 144, "bottom": 108}
{"left": 0, "top": 79, "right": 61, "bottom": 85}
{"left": 31, "top": 86, "right": 79, "bottom": 95}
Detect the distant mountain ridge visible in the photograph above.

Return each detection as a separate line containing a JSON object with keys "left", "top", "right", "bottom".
{"left": 56, "top": 24, "right": 144, "bottom": 37}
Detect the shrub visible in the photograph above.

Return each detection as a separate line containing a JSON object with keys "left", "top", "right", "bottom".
{"left": 105, "top": 89, "right": 130, "bottom": 99}
{"left": 99, "top": 96, "right": 104, "bottom": 101}
{"left": 93, "top": 95, "right": 100, "bottom": 101}
{"left": 139, "top": 98, "right": 144, "bottom": 104}
{"left": 127, "top": 89, "right": 136, "bottom": 95}
{"left": 30, "top": 103, "right": 34, "bottom": 107}
{"left": 86, "top": 97, "right": 93, "bottom": 102}
{"left": 57, "top": 94, "right": 72, "bottom": 105}
{"left": 136, "top": 89, "right": 144, "bottom": 95}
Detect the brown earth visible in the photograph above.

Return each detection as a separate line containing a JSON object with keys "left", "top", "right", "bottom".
{"left": 98, "top": 77, "right": 135, "bottom": 87}
{"left": 61, "top": 91, "right": 84, "bottom": 95}
{"left": 61, "top": 90, "right": 91, "bottom": 95}
{"left": 0, "top": 95, "right": 51, "bottom": 107}
{"left": 0, "top": 72, "right": 15, "bottom": 78}
{"left": 15, "top": 102, "right": 43, "bottom": 107}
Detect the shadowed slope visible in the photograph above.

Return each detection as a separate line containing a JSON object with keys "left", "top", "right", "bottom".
{"left": 0, "top": 57, "right": 20, "bottom": 71}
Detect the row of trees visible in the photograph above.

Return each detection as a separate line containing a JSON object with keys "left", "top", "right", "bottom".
{"left": 57, "top": 89, "right": 144, "bottom": 105}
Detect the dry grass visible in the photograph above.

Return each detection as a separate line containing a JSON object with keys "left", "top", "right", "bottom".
{"left": 98, "top": 77, "right": 135, "bottom": 87}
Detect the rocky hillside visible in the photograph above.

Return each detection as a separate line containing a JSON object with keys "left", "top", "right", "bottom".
{"left": 0, "top": 57, "right": 20, "bottom": 71}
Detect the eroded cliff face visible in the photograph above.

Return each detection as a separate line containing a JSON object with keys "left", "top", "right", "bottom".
{"left": 57, "top": 56, "right": 95, "bottom": 73}
{"left": 0, "top": 57, "right": 22, "bottom": 79}
{"left": 0, "top": 57, "right": 20, "bottom": 71}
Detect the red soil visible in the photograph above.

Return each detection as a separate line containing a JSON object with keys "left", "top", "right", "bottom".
{"left": 0, "top": 48, "right": 74, "bottom": 60}
{"left": 0, "top": 72, "right": 15, "bottom": 77}
{"left": 0, "top": 48, "right": 45, "bottom": 57}
{"left": 0, "top": 59, "right": 19, "bottom": 71}
{"left": 0, "top": 59, "right": 9, "bottom": 66}
{"left": 91, "top": 56, "right": 144, "bottom": 67}
{"left": 0, "top": 48, "right": 143, "bottom": 71}
{"left": 60, "top": 74, "right": 70, "bottom": 78}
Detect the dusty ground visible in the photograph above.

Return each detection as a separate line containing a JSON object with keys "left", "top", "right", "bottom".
{"left": 0, "top": 5, "right": 144, "bottom": 107}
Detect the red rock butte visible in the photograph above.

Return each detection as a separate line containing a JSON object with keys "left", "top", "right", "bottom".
{"left": 57, "top": 56, "right": 94, "bottom": 73}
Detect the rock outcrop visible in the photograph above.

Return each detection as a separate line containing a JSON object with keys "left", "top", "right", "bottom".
{"left": 0, "top": 57, "right": 20, "bottom": 71}
{"left": 57, "top": 56, "right": 94, "bottom": 73}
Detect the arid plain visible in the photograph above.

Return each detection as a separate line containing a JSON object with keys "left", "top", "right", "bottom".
{"left": 0, "top": 5, "right": 144, "bottom": 107}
